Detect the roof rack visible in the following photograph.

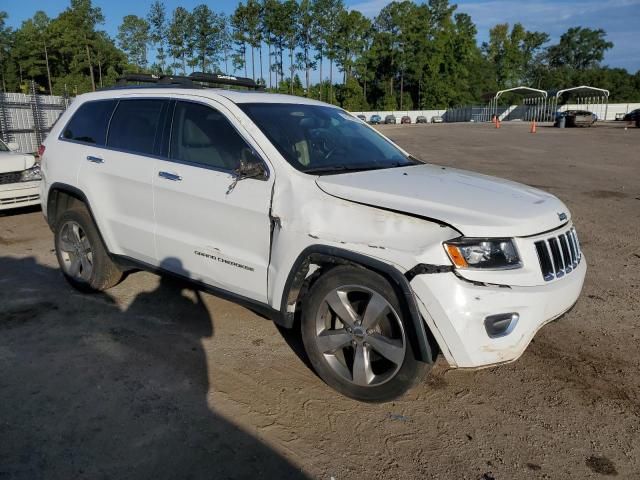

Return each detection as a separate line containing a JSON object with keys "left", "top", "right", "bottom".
{"left": 113, "top": 72, "right": 263, "bottom": 90}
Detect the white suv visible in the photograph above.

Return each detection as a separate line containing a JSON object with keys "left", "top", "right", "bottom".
{"left": 40, "top": 74, "right": 586, "bottom": 402}
{"left": 0, "top": 139, "right": 41, "bottom": 210}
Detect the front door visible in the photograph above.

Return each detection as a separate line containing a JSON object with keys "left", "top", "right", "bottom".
{"left": 153, "top": 99, "right": 273, "bottom": 303}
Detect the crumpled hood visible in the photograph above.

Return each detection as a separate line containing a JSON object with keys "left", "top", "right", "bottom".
{"left": 316, "top": 164, "right": 570, "bottom": 238}
{"left": 0, "top": 151, "right": 36, "bottom": 174}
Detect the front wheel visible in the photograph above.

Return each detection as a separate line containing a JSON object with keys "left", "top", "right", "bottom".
{"left": 301, "top": 266, "right": 428, "bottom": 402}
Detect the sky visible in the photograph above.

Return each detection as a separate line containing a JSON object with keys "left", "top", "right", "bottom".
{"left": 2, "top": 0, "right": 639, "bottom": 76}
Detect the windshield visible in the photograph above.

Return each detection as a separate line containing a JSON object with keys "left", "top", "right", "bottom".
{"left": 239, "top": 103, "right": 418, "bottom": 174}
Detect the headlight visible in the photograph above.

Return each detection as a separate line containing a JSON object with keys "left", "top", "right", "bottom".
{"left": 444, "top": 238, "right": 521, "bottom": 270}
{"left": 20, "top": 164, "right": 42, "bottom": 182}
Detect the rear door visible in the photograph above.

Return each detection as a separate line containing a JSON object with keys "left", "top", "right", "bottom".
{"left": 153, "top": 99, "right": 273, "bottom": 302}
{"left": 77, "top": 98, "right": 170, "bottom": 264}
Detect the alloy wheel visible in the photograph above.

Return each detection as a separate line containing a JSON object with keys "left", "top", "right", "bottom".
{"left": 58, "top": 220, "right": 94, "bottom": 282}
{"left": 314, "top": 285, "right": 406, "bottom": 387}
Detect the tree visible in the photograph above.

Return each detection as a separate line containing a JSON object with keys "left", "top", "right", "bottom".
{"left": 547, "top": 27, "right": 613, "bottom": 71}
{"left": 219, "top": 15, "right": 233, "bottom": 74}
{"left": 32, "top": 12, "right": 54, "bottom": 94}
{"left": 191, "top": 5, "right": 224, "bottom": 73}
{"left": 1, "top": 1, "right": 639, "bottom": 105}
{"left": 310, "top": 0, "right": 336, "bottom": 100}
{"left": 261, "top": 0, "right": 278, "bottom": 88}
{"left": 335, "top": 9, "right": 371, "bottom": 84}
{"left": 245, "top": 0, "right": 263, "bottom": 81}
{"left": 482, "top": 23, "right": 548, "bottom": 89}
{"left": 147, "top": 0, "right": 168, "bottom": 73}
{"left": 373, "top": 1, "right": 419, "bottom": 109}
{"left": 338, "top": 76, "right": 367, "bottom": 110}
{"left": 67, "top": 0, "right": 105, "bottom": 91}
{"left": 296, "top": 0, "right": 316, "bottom": 93}
{"left": 12, "top": 15, "right": 48, "bottom": 90}
{"left": 264, "top": 0, "right": 287, "bottom": 89}
{"left": 0, "top": 11, "right": 12, "bottom": 91}
{"left": 321, "top": 0, "right": 345, "bottom": 103}
{"left": 117, "top": 15, "right": 150, "bottom": 70}
{"left": 167, "top": 7, "right": 191, "bottom": 74}
{"left": 231, "top": 2, "right": 249, "bottom": 77}
{"left": 282, "top": 0, "right": 299, "bottom": 94}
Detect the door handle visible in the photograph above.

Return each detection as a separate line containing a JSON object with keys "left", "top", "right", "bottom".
{"left": 158, "top": 171, "right": 182, "bottom": 181}
{"left": 86, "top": 155, "right": 104, "bottom": 164}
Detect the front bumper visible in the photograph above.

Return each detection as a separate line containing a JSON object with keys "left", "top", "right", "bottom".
{"left": 410, "top": 258, "right": 586, "bottom": 368}
{"left": 0, "top": 181, "right": 41, "bottom": 210}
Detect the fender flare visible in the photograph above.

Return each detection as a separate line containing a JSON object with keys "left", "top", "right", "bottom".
{"left": 278, "top": 245, "right": 435, "bottom": 363}
{"left": 46, "top": 183, "right": 112, "bottom": 250}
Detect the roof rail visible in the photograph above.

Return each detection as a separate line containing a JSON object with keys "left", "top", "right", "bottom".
{"left": 113, "top": 72, "right": 263, "bottom": 90}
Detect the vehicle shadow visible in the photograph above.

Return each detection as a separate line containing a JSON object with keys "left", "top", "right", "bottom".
{"left": 0, "top": 256, "right": 308, "bottom": 479}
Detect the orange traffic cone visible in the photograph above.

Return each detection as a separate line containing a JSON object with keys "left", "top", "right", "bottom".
{"left": 530, "top": 120, "right": 537, "bottom": 133}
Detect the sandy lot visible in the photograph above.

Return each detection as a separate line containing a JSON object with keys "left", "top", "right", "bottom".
{"left": 1, "top": 122, "right": 639, "bottom": 479}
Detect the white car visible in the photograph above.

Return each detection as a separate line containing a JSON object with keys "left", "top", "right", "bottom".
{"left": 0, "top": 139, "right": 41, "bottom": 210}
{"left": 39, "top": 73, "right": 586, "bottom": 402}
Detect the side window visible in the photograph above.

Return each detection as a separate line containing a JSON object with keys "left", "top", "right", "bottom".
{"left": 170, "top": 101, "right": 256, "bottom": 170}
{"left": 62, "top": 100, "right": 117, "bottom": 145}
{"left": 107, "top": 99, "right": 168, "bottom": 156}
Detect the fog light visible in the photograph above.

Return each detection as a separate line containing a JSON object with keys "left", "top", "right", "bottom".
{"left": 484, "top": 313, "right": 519, "bottom": 338}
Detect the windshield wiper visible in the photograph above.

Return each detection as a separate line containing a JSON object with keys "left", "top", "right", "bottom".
{"left": 305, "top": 163, "right": 401, "bottom": 175}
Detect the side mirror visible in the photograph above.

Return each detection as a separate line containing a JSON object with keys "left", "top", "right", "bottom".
{"left": 7, "top": 142, "right": 19, "bottom": 152}
{"left": 227, "top": 159, "right": 268, "bottom": 194}
{"left": 235, "top": 159, "right": 267, "bottom": 180}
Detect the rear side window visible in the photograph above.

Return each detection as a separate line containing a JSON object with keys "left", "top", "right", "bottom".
{"left": 62, "top": 100, "right": 117, "bottom": 145}
{"left": 107, "top": 99, "right": 168, "bottom": 156}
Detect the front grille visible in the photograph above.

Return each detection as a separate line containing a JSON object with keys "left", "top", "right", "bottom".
{"left": 0, "top": 172, "right": 22, "bottom": 185}
{"left": 0, "top": 194, "right": 39, "bottom": 206}
{"left": 534, "top": 227, "right": 582, "bottom": 281}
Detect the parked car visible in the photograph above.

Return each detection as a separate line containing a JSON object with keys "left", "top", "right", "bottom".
{"left": 369, "top": 114, "right": 381, "bottom": 125}
{"left": 0, "top": 139, "right": 41, "bottom": 211}
{"left": 431, "top": 115, "right": 444, "bottom": 123}
{"left": 400, "top": 116, "right": 411, "bottom": 124}
{"left": 40, "top": 73, "right": 586, "bottom": 402}
{"left": 623, "top": 109, "right": 640, "bottom": 126}
{"left": 384, "top": 115, "right": 396, "bottom": 124}
{"left": 555, "top": 110, "right": 597, "bottom": 127}
{"left": 416, "top": 115, "right": 428, "bottom": 124}
{"left": 356, "top": 114, "right": 366, "bottom": 122}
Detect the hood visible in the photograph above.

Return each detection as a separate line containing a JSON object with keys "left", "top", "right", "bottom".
{"left": 0, "top": 151, "right": 36, "bottom": 174}
{"left": 315, "top": 164, "right": 569, "bottom": 238}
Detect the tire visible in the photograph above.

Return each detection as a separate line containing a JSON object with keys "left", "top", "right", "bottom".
{"left": 54, "top": 207, "right": 123, "bottom": 292}
{"left": 301, "top": 265, "right": 429, "bottom": 402}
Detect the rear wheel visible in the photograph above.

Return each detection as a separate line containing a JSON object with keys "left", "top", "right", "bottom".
{"left": 54, "top": 208, "right": 123, "bottom": 292}
{"left": 301, "top": 266, "right": 428, "bottom": 402}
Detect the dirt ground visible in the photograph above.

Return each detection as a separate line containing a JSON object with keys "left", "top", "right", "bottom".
{"left": 1, "top": 122, "right": 639, "bottom": 479}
